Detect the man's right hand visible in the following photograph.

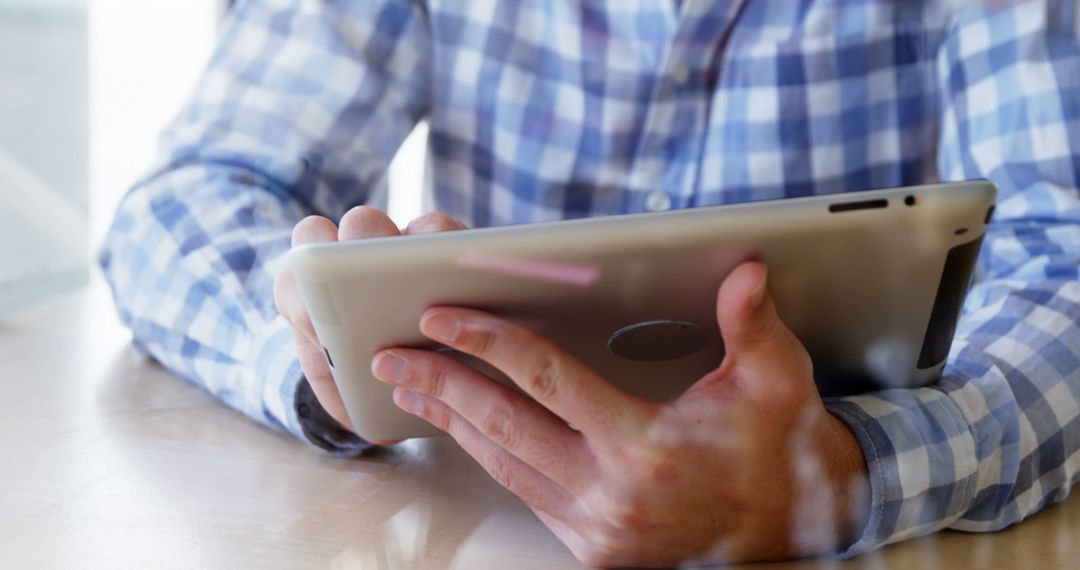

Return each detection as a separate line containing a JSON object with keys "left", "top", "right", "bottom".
{"left": 273, "top": 206, "right": 467, "bottom": 441}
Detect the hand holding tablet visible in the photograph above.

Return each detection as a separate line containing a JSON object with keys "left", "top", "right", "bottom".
{"left": 272, "top": 207, "right": 467, "bottom": 438}
{"left": 369, "top": 260, "right": 873, "bottom": 562}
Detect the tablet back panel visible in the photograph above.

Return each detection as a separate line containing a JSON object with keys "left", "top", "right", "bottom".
{"left": 292, "top": 181, "right": 996, "bottom": 441}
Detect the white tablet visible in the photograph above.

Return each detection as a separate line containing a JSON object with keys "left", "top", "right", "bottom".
{"left": 291, "top": 181, "right": 996, "bottom": 441}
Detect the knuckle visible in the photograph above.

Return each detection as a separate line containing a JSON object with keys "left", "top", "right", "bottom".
{"left": 469, "top": 327, "right": 499, "bottom": 357}
{"left": 586, "top": 525, "right": 628, "bottom": 565}
{"left": 480, "top": 404, "right": 519, "bottom": 449}
{"left": 623, "top": 440, "right": 681, "bottom": 481}
{"left": 642, "top": 457, "right": 680, "bottom": 485}
{"left": 482, "top": 450, "right": 514, "bottom": 490}
{"left": 605, "top": 500, "right": 650, "bottom": 533}
{"left": 745, "top": 314, "right": 781, "bottom": 345}
{"left": 585, "top": 473, "right": 657, "bottom": 534}
{"left": 592, "top": 487, "right": 644, "bottom": 530}
{"left": 422, "top": 398, "right": 451, "bottom": 430}
{"left": 525, "top": 355, "right": 561, "bottom": 402}
{"left": 479, "top": 450, "right": 541, "bottom": 506}
{"left": 425, "top": 364, "right": 449, "bottom": 398}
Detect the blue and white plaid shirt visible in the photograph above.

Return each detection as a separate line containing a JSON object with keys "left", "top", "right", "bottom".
{"left": 100, "top": 0, "right": 1080, "bottom": 556}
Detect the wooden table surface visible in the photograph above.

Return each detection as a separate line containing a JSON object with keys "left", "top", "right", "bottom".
{"left": 2, "top": 280, "right": 1077, "bottom": 569}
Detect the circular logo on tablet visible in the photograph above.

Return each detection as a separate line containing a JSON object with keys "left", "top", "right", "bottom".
{"left": 607, "top": 320, "right": 710, "bottom": 362}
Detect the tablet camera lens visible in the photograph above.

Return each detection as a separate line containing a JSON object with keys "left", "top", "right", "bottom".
{"left": 904, "top": 195, "right": 918, "bottom": 206}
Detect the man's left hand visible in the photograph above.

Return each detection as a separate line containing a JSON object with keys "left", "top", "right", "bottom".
{"left": 371, "top": 261, "right": 869, "bottom": 567}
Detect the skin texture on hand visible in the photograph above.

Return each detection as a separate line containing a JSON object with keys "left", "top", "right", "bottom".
{"left": 273, "top": 207, "right": 466, "bottom": 441}
{"left": 370, "top": 261, "right": 871, "bottom": 566}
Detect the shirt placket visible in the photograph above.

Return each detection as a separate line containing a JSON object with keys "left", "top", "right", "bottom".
{"left": 629, "top": 0, "right": 747, "bottom": 213}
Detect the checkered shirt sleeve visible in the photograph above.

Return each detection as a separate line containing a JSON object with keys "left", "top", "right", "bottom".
{"left": 826, "top": 1, "right": 1080, "bottom": 554}
{"left": 99, "top": 0, "right": 432, "bottom": 453}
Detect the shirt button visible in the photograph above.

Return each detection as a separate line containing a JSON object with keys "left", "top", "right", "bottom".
{"left": 645, "top": 190, "right": 672, "bottom": 212}
{"left": 672, "top": 63, "right": 691, "bottom": 85}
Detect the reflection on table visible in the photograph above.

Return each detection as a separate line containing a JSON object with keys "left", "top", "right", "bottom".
{"left": 1, "top": 282, "right": 1076, "bottom": 569}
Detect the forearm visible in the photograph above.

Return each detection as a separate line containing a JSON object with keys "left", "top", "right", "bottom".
{"left": 941, "top": 274, "right": 1080, "bottom": 530}
{"left": 101, "top": 163, "right": 306, "bottom": 436}
{"left": 98, "top": 0, "right": 433, "bottom": 451}
{"left": 818, "top": 411, "right": 872, "bottom": 551}
{"left": 101, "top": 160, "right": 382, "bottom": 454}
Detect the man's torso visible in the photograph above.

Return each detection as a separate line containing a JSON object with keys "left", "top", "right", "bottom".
{"left": 419, "top": 0, "right": 956, "bottom": 226}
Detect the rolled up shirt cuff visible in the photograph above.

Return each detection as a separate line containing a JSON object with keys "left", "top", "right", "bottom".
{"left": 252, "top": 314, "right": 373, "bottom": 456}
{"left": 824, "top": 388, "right": 979, "bottom": 557}
{"left": 294, "top": 376, "right": 375, "bottom": 456}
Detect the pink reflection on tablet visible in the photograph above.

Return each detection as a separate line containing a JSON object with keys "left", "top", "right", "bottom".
{"left": 458, "top": 251, "right": 601, "bottom": 287}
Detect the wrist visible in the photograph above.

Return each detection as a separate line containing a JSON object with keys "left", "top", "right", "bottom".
{"left": 747, "top": 408, "right": 873, "bottom": 561}
{"left": 819, "top": 411, "right": 871, "bottom": 550}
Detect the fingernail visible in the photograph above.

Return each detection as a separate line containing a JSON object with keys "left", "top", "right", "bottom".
{"left": 395, "top": 389, "right": 424, "bottom": 415}
{"left": 422, "top": 313, "right": 460, "bottom": 342}
{"left": 750, "top": 267, "right": 768, "bottom": 309}
{"left": 373, "top": 352, "right": 410, "bottom": 384}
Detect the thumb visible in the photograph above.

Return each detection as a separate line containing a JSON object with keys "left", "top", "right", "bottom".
{"left": 674, "top": 261, "right": 813, "bottom": 413}
{"left": 716, "top": 261, "right": 810, "bottom": 383}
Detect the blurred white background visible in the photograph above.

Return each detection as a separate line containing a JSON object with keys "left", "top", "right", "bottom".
{"left": 1, "top": 0, "right": 89, "bottom": 313}
{"left": 2, "top": 0, "right": 426, "bottom": 314}
{"left": 88, "top": 0, "right": 223, "bottom": 240}
{"left": 89, "top": 0, "right": 427, "bottom": 240}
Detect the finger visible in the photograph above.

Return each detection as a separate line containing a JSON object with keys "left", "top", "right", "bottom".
{"left": 404, "top": 212, "right": 467, "bottom": 235}
{"left": 292, "top": 214, "right": 339, "bottom": 247}
{"left": 418, "top": 307, "right": 648, "bottom": 439}
{"left": 274, "top": 268, "right": 318, "bottom": 346}
{"left": 338, "top": 205, "right": 400, "bottom": 240}
{"left": 292, "top": 329, "right": 355, "bottom": 431}
{"left": 278, "top": 215, "right": 338, "bottom": 346}
{"left": 393, "top": 387, "right": 580, "bottom": 521}
{"left": 372, "top": 348, "right": 593, "bottom": 490}
{"left": 280, "top": 215, "right": 355, "bottom": 433}
{"left": 714, "top": 261, "right": 812, "bottom": 396}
